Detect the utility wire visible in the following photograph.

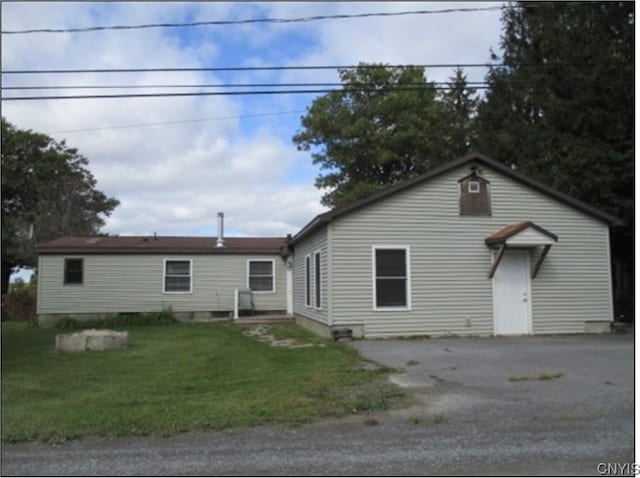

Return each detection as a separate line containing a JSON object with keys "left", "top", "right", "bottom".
{"left": 2, "top": 86, "right": 493, "bottom": 101}
{"left": 4, "top": 62, "right": 615, "bottom": 75}
{"left": 1, "top": 6, "right": 507, "bottom": 35}
{"left": 46, "top": 110, "right": 306, "bottom": 134}
{"left": 2, "top": 81, "right": 492, "bottom": 90}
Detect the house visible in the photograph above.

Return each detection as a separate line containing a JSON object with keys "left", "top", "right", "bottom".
{"left": 37, "top": 153, "right": 621, "bottom": 337}
{"left": 37, "top": 222, "right": 291, "bottom": 325}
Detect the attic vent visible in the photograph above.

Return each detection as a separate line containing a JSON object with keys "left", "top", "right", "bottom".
{"left": 459, "top": 173, "right": 491, "bottom": 216}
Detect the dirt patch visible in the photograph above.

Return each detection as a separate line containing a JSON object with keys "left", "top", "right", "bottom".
{"left": 242, "top": 325, "right": 325, "bottom": 348}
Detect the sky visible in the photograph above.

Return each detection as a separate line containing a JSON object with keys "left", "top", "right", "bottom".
{"left": 2, "top": 2, "right": 505, "bottom": 243}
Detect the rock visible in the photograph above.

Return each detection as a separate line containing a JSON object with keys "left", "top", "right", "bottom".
{"left": 56, "top": 329, "right": 128, "bottom": 352}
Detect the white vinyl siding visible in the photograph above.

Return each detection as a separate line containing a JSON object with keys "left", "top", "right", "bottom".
{"left": 39, "top": 254, "right": 287, "bottom": 314}
{"left": 247, "top": 259, "right": 275, "bottom": 293}
{"left": 329, "top": 162, "right": 612, "bottom": 338}
{"left": 293, "top": 227, "right": 329, "bottom": 324}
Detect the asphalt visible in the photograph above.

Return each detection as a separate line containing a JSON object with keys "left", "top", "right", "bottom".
{"left": 2, "top": 333, "right": 634, "bottom": 476}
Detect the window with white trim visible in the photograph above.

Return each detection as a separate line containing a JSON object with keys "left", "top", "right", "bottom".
{"left": 64, "top": 258, "right": 83, "bottom": 285}
{"left": 248, "top": 260, "right": 275, "bottom": 292}
{"left": 305, "top": 255, "right": 311, "bottom": 307}
{"left": 314, "top": 251, "right": 322, "bottom": 309}
{"left": 164, "top": 260, "right": 192, "bottom": 293}
{"left": 374, "top": 248, "right": 409, "bottom": 308}
{"left": 468, "top": 181, "right": 480, "bottom": 193}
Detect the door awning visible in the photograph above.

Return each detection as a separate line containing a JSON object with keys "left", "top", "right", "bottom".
{"left": 486, "top": 222, "right": 558, "bottom": 279}
{"left": 485, "top": 221, "right": 558, "bottom": 247}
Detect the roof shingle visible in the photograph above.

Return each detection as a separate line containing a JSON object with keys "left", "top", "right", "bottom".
{"left": 38, "top": 236, "right": 287, "bottom": 255}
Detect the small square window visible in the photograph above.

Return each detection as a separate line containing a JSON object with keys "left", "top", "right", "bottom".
{"left": 64, "top": 258, "right": 83, "bottom": 285}
{"left": 468, "top": 181, "right": 480, "bottom": 193}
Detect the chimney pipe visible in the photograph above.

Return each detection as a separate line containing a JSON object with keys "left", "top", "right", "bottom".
{"left": 216, "top": 212, "right": 225, "bottom": 248}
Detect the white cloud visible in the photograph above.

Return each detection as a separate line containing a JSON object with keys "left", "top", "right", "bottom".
{"left": 2, "top": 2, "right": 503, "bottom": 240}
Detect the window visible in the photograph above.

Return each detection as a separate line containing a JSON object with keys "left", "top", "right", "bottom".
{"left": 305, "top": 255, "right": 311, "bottom": 307}
{"left": 373, "top": 247, "right": 410, "bottom": 309}
{"left": 64, "top": 258, "right": 83, "bottom": 285}
{"left": 164, "top": 259, "right": 192, "bottom": 293}
{"left": 248, "top": 260, "right": 275, "bottom": 292}
{"left": 314, "top": 251, "right": 322, "bottom": 309}
{"left": 468, "top": 181, "right": 480, "bottom": 193}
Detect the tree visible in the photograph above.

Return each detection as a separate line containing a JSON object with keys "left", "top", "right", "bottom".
{"left": 293, "top": 64, "right": 454, "bottom": 208}
{"left": 1, "top": 118, "right": 119, "bottom": 295}
{"left": 473, "top": 2, "right": 634, "bottom": 317}
{"left": 438, "top": 67, "right": 479, "bottom": 159}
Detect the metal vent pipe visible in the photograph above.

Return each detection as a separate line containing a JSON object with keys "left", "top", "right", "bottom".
{"left": 216, "top": 212, "right": 225, "bottom": 248}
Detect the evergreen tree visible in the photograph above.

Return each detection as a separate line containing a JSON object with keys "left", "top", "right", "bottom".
{"left": 439, "top": 67, "right": 479, "bottom": 158}
{"left": 474, "top": 2, "right": 634, "bottom": 317}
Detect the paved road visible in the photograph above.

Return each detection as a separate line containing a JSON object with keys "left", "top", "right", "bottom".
{"left": 2, "top": 334, "right": 634, "bottom": 476}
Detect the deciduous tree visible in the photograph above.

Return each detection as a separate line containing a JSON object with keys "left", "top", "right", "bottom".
{"left": 293, "top": 64, "right": 452, "bottom": 207}
{"left": 1, "top": 118, "right": 119, "bottom": 295}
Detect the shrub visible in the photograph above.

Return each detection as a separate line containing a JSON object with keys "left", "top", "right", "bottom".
{"left": 55, "top": 308, "right": 177, "bottom": 330}
{"left": 3, "top": 279, "right": 37, "bottom": 323}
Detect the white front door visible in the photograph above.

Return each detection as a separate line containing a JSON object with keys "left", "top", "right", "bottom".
{"left": 494, "top": 250, "right": 531, "bottom": 335}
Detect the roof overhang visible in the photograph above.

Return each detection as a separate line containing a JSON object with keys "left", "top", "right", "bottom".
{"left": 485, "top": 221, "right": 558, "bottom": 247}
{"left": 486, "top": 222, "right": 558, "bottom": 279}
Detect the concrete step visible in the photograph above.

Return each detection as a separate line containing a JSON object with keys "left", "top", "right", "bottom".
{"left": 235, "top": 315, "right": 293, "bottom": 325}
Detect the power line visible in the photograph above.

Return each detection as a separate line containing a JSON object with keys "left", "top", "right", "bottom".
{"left": 1, "top": 6, "right": 507, "bottom": 35}
{"left": 3, "top": 64, "right": 496, "bottom": 74}
{"left": 4, "top": 62, "right": 616, "bottom": 75}
{"left": 2, "top": 81, "right": 492, "bottom": 90}
{"left": 2, "top": 86, "right": 493, "bottom": 101}
{"left": 46, "top": 110, "right": 306, "bottom": 134}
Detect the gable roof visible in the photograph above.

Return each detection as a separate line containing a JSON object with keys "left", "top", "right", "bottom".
{"left": 485, "top": 221, "right": 558, "bottom": 246}
{"left": 291, "top": 152, "right": 622, "bottom": 243}
{"left": 38, "top": 236, "right": 287, "bottom": 255}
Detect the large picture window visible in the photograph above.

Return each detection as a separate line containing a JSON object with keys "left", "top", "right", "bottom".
{"left": 64, "top": 258, "right": 83, "bottom": 285}
{"left": 164, "top": 259, "right": 192, "bottom": 293}
{"left": 373, "top": 247, "right": 410, "bottom": 309}
{"left": 248, "top": 260, "right": 275, "bottom": 292}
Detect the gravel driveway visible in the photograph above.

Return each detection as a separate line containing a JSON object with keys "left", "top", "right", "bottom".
{"left": 2, "top": 333, "right": 634, "bottom": 476}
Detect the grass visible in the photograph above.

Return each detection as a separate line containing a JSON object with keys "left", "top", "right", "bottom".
{"left": 1, "top": 322, "right": 404, "bottom": 443}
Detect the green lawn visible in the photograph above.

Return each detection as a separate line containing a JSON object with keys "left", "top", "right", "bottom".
{"left": 1, "top": 322, "right": 402, "bottom": 443}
